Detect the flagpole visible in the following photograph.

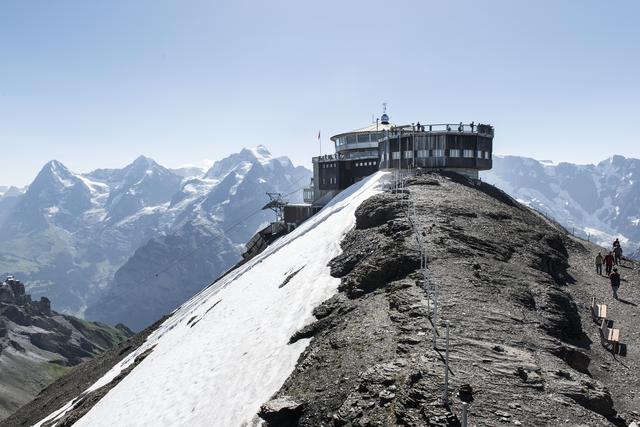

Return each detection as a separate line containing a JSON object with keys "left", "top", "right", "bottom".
{"left": 318, "top": 130, "right": 321, "bottom": 156}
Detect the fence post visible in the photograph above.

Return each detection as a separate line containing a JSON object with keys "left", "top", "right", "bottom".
{"left": 432, "top": 283, "right": 438, "bottom": 349}
{"left": 442, "top": 320, "right": 450, "bottom": 405}
{"left": 461, "top": 403, "right": 469, "bottom": 427}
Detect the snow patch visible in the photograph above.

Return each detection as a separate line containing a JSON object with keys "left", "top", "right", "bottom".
{"left": 247, "top": 145, "right": 273, "bottom": 166}
{"left": 35, "top": 171, "right": 387, "bottom": 427}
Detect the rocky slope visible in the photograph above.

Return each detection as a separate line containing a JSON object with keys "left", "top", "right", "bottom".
{"left": 262, "top": 173, "right": 639, "bottom": 426}
{"left": 4, "top": 173, "right": 639, "bottom": 427}
{"left": 483, "top": 155, "right": 640, "bottom": 253}
{"left": 0, "top": 277, "right": 131, "bottom": 421}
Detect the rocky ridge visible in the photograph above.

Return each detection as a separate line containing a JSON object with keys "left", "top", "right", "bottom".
{"left": 261, "top": 173, "right": 640, "bottom": 426}
{"left": 0, "top": 277, "right": 131, "bottom": 421}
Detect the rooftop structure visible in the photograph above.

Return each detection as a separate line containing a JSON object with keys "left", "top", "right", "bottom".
{"left": 379, "top": 122, "right": 494, "bottom": 180}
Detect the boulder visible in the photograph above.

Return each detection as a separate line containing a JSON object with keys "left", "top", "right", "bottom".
{"left": 354, "top": 193, "right": 403, "bottom": 230}
{"left": 258, "top": 396, "right": 304, "bottom": 426}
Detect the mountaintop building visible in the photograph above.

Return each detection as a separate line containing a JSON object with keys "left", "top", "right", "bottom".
{"left": 301, "top": 109, "right": 494, "bottom": 208}
{"left": 247, "top": 108, "right": 495, "bottom": 257}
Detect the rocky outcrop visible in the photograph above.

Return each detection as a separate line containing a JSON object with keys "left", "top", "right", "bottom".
{"left": 0, "top": 277, "right": 132, "bottom": 421}
{"left": 262, "top": 173, "right": 632, "bottom": 426}
{"left": 259, "top": 397, "right": 305, "bottom": 427}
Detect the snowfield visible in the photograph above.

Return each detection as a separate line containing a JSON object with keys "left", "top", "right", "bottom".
{"left": 36, "top": 171, "right": 387, "bottom": 427}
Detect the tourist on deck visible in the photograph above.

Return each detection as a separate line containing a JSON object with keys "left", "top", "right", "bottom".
{"left": 613, "top": 245, "right": 623, "bottom": 266}
{"left": 595, "top": 252, "right": 604, "bottom": 275}
{"left": 604, "top": 251, "right": 615, "bottom": 275}
{"left": 610, "top": 268, "right": 621, "bottom": 299}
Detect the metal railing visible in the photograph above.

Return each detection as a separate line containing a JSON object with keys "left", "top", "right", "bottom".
{"left": 313, "top": 151, "right": 379, "bottom": 163}
{"left": 386, "top": 122, "right": 494, "bottom": 137}
{"left": 388, "top": 169, "right": 470, "bottom": 426}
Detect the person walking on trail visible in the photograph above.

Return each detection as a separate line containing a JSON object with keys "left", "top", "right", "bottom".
{"left": 613, "top": 238, "right": 620, "bottom": 248}
{"left": 595, "top": 252, "right": 604, "bottom": 275}
{"left": 604, "top": 251, "right": 615, "bottom": 275}
{"left": 613, "top": 245, "right": 623, "bottom": 266}
{"left": 610, "top": 268, "right": 621, "bottom": 299}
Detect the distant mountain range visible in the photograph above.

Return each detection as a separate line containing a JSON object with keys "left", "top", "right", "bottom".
{"left": 482, "top": 155, "right": 640, "bottom": 255}
{"left": 0, "top": 146, "right": 310, "bottom": 330}
{"left": 0, "top": 276, "right": 131, "bottom": 420}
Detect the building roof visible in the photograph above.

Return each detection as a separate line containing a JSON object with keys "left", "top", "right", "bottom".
{"left": 330, "top": 122, "right": 394, "bottom": 141}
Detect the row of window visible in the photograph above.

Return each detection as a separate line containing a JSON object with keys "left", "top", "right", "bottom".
{"left": 386, "top": 150, "right": 491, "bottom": 160}
{"left": 448, "top": 149, "right": 475, "bottom": 158}
{"left": 355, "top": 161, "right": 377, "bottom": 167}
{"left": 321, "top": 177, "right": 337, "bottom": 185}
{"left": 320, "top": 163, "right": 337, "bottom": 169}
{"left": 335, "top": 133, "right": 382, "bottom": 146}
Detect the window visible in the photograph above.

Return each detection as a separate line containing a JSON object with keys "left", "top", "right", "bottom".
{"left": 417, "top": 149, "right": 428, "bottom": 158}
{"left": 433, "top": 149, "right": 445, "bottom": 157}
{"left": 463, "top": 149, "right": 474, "bottom": 158}
{"left": 449, "top": 149, "right": 460, "bottom": 157}
{"left": 370, "top": 133, "right": 379, "bottom": 142}
{"left": 357, "top": 134, "right": 369, "bottom": 143}
{"left": 477, "top": 150, "right": 483, "bottom": 158}
{"left": 392, "top": 152, "right": 401, "bottom": 160}
{"left": 404, "top": 151, "right": 413, "bottom": 158}
{"left": 346, "top": 135, "right": 356, "bottom": 144}
{"left": 485, "top": 152, "right": 491, "bottom": 159}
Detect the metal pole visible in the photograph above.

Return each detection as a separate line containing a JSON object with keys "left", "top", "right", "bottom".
{"left": 432, "top": 283, "right": 438, "bottom": 349}
{"left": 442, "top": 320, "right": 450, "bottom": 405}
{"left": 413, "top": 133, "right": 416, "bottom": 170}
{"left": 399, "top": 129, "right": 402, "bottom": 179}
{"left": 461, "top": 403, "right": 469, "bottom": 427}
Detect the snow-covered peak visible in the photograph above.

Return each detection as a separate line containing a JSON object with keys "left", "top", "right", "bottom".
{"left": 42, "top": 160, "right": 77, "bottom": 188}
{"left": 129, "top": 155, "right": 159, "bottom": 171}
{"left": 26, "top": 160, "right": 86, "bottom": 196}
{"left": 244, "top": 145, "right": 273, "bottom": 165}
{"left": 204, "top": 146, "right": 269, "bottom": 180}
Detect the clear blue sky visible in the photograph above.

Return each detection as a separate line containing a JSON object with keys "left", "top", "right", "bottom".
{"left": 1, "top": 0, "right": 639, "bottom": 186}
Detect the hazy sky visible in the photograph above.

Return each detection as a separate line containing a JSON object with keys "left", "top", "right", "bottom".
{"left": 1, "top": 0, "right": 639, "bottom": 186}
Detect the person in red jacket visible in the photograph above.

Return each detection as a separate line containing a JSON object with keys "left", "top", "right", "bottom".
{"left": 604, "top": 251, "right": 615, "bottom": 275}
